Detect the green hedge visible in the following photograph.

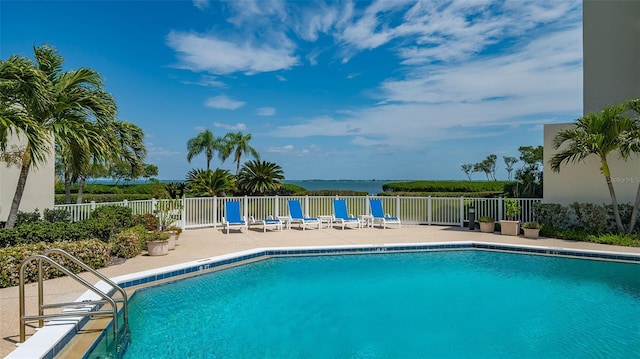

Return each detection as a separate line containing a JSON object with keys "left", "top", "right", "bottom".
{"left": 55, "top": 183, "right": 166, "bottom": 195}
{"left": 378, "top": 191, "right": 504, "bottom": 198}
{"left": 55, "top": 193, "right": 154, "bottom": 204}
{"left": 0, "top": 239, "right": 110, "bottom": 288}
{"left": 382, "top": 181, "right": 512, "bottom": 193}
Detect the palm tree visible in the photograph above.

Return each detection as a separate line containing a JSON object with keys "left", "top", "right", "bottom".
{"left": 1, "top": 44, "right": 116, "bottom": 228}
{"left": 187, "top": 129, "right": 223, "bottom": 170}
{"left": 223, "top": 131, "right": 260, "bottom": 175}
{"left": 550, "top": 104, "right": 635, "bottom": 233}
{"left": 237, "top": 160, "right": 285, "bottom": 195}
{"left": 185, "top": 168, "right": 236, "bottom": 197}
{"left": 74, "top": 120, "right": 146, "bottom": 203}
{"left": 620, "top": 99, "right": 640, "bottom": 233}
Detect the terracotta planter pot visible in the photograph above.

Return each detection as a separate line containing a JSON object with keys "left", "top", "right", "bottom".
{"left": 500, "top": 220, "right": 520, "bottom": 236}
{"left": 479, "top": 222, "right": 495, "bottom": 233}
{"left": 147, "top": 241, "right": 168, "bottom": 256}
{"left": 523, "top": 228, "right": 540, "bottom": 239}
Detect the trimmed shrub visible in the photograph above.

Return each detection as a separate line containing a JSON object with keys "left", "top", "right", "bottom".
{"left": 570, "top": 202, "right": 608, "bottom": 233}
{"left": 533, "top": 203, "right": 570, "bottom": 229}
{"left": 91, "top": 205, "right": 133, "bottom": 229}
{"left": 55, "top": 193, "right": 153, "bottom": 204}
{"left": 133, "top": 213, "right": 159, "bottom": 232}
{"left": 15, "top": 210, "right": 42, "bottom": 227}
{"left": 111, "top": 226, "right": 145, "bottom": 259}
{"left": 0, "top": 239, "right": 110, "bottom": 288}
{"left": 43, "top": 208, "right": 72, "bottom": 223}
{"left": 382, "top": 180, "right": 511, "bottom": 193}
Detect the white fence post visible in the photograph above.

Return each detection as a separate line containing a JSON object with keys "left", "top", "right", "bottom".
{"left": 498, "top": 197, "right": 504, "bottom": 221}
{"left": 213, "top": 196, "right": 218, "bottom": 228}
{"left": 181, "top": 196, "right": 186, "bottom": 230}
{"left": 459, "top": 197, "right": 465, "bottom": 227}
{"left": 275, "top": 195, "right": 279, "bottom": 217}
{"left": 396, "top": 196, "right": 400, "bottom": 219}
{"left": 428, "top": 196, "right": 432, "bottom": 225}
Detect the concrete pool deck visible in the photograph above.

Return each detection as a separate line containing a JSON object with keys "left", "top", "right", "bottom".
{"left": 2, "top": 224, "right": 640, "bottom": 358}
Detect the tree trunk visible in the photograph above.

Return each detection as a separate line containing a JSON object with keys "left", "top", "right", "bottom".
{"left": 604, "top": 175, "right": 626, "bottom": 233}
{"left": 4, "top": 157, "right": 32, "bottom": 229}
{"left": 76, "top": 175, "right": 86, "bottom": 204}
{"left": 627, "top": 182, "right": 640, "bottom": 234}
{"left": 64, "top": 165, "right": 72, "bottom": 204}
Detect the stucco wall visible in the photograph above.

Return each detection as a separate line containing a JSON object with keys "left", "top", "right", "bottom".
{"left": 544, "top": 1, "right": 640, "bottom": 206}
{"left": 583, "top": 0, "right": 640, "bottom": 113}
{"left": 0, "top": 134, "right": 55, "bottom": 222}
{"left": 543, "top": 123, "right": 639, "bottom": 206}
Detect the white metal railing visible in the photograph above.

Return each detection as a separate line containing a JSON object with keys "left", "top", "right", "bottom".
{"left": 54, "top": 196, "right": 542, "bottom": 229}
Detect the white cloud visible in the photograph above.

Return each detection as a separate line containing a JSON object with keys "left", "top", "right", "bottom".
{"left": 166, "top": 31, "right": 298, "bottom": 75}
{"left": 275, "top": 75, "right": 287, "bottom": 82}
{"left": 213, "top": 122, "right": 247, "bottom": 131}
{"left": 271, "top": 20, "right": 583, "bottom": 150}
{"left": 205, "top": 95, "right": 246, "bottom": 110}
{"left": 194, "top": 126, "right": 206, "bottom": 131}
{"left": 192, "top": 0, "right": 209, "bottom": 11}
{"left": 265, "top": 144, "right": 294, "bottom": 153}
{"left": 256, "top": 107, "right": 276, "bottom": 116}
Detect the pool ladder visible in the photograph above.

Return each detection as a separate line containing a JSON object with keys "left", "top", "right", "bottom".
{"left": 18, "top": 249, "right": 129, "bottom": 355}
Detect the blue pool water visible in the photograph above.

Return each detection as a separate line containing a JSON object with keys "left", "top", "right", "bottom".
{"left": 116, "top": 251, "right": 640, "bottom": 358}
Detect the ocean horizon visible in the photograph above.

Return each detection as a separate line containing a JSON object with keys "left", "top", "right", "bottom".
{"left": 91, "top": 179, "right": 407, "bottom": 195}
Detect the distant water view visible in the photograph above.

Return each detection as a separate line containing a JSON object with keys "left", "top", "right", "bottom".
{"left": 284, "top": 180, "right": 403, "bottom": 195}
{"left": 91, "top": 179, "right": 404, "bottom": 195}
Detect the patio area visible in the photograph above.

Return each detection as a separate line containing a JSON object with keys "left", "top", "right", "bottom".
{"left": 2, "top": 224, "right": 640, "bottom": 358}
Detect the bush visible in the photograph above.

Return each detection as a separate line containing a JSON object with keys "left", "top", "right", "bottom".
{"left": 10, "top": 222, "right": 91, "bottom": 245}
{"left": 569, "top": 202, "right": 608, "bottom": 233}
{"left": 0, "top": 239, "right": 110, "bottom": 288}
{"left": 533, "top": 203, "right": 570, "bottom": 229}
{"left": 382, "top": 181, "right": 511, "bottom": 193}
{"left": 91, "top": 205, "right": 133, "bottom": 229}
{"left": 43, "top": 208, "right": 72, "bottom": 223}
{"left": 111, "top": 226, "right": 145, "bottom": 259}
{"left": 15, "top": 210, "right": 42, "bottom": 227}
{"left": 76, "top": 217, "right": 117, "bottom": 242}
{"left": 54, "top": 193, "right": 153, "bottom": 204}
{"left": 133, "top": 213, "right": 159, "bottom": 231}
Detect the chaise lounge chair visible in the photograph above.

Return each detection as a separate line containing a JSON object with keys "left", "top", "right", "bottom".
{"left": 369, "top": 199, "right": 401, "bottom": 229}
{"left": 249, "top": 215, "right": 283, "bottom": 232}
{"left": 287, "top": 200, "right": 320, "bottom": 230}
{"left": 223, "top": 201, "right": 248, "bottom": 234}
{"left": 333, "top": 199, "right": 361, "bottom": 230}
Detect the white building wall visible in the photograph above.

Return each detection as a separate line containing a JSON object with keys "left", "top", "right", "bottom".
{"left": 543, "top": 124, "right": 639, "bottom": 206}
{"left": 583, "top": 0, "right": 640, "bottom": 114}
{"left": 0, "top": 134, "right": 55, "bottom": 222}
{"left": 543, "top": 1, "right": 640, "bottom": 206}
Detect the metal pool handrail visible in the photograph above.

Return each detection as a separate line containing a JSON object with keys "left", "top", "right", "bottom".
{"left": 18, "top": 250, "right": 129, "bottom": 353}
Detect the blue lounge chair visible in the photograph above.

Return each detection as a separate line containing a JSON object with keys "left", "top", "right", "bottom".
{"left": 249, "top": 215, "right": 283, "bottom": 232}
{"left": 333, "top": 199, "right": 361, "bottom": 230}
{"left": 287, "top": 200, "right": 319, "bottom": 230}
{"left": 369, "top": 199, "right": 401, "bottom": 229}
{"left": 223, "top": 201, "right": 247, "bottom": 234}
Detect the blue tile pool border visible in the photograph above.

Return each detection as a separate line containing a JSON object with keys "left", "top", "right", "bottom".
{"left": 9, "top": 241, "right": 640, "bottom": 359}
{"left": 114, "top": 242, "right": 640, "bottom": 291}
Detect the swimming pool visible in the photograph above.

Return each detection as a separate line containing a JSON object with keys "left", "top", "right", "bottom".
{"left": 90, "top": 249, "right": 640, "bottom": 358}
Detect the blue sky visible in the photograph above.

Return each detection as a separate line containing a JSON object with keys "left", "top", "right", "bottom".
{"left": 1, "top": 0, "right": 583, "bottom": 181}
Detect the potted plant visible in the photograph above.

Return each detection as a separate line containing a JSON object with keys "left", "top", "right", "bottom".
{"left": 146, "top": 231, "right": 169, "bottom": 256}
{"left": 478, "top": 216, "right": 495, "bottom": 233}
{"left": 156, "top": 199, "right": 183, "bottom": 250}
{"left": 500, "top": 199, "right": 521, "bottom": 236}
{"left": 522, "top": 222, "right": 542, "bottom": 239}
{"left": 165, "top": 225, "right": 183, "bottom": 248}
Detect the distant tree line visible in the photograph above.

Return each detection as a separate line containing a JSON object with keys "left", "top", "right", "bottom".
{"left": 460, "top": 146, "right": 543, "bottom": 197}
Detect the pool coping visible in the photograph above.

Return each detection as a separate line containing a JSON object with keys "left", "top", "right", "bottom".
{"left": 7, "top": 240, "right": 640, "bottom": 359}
